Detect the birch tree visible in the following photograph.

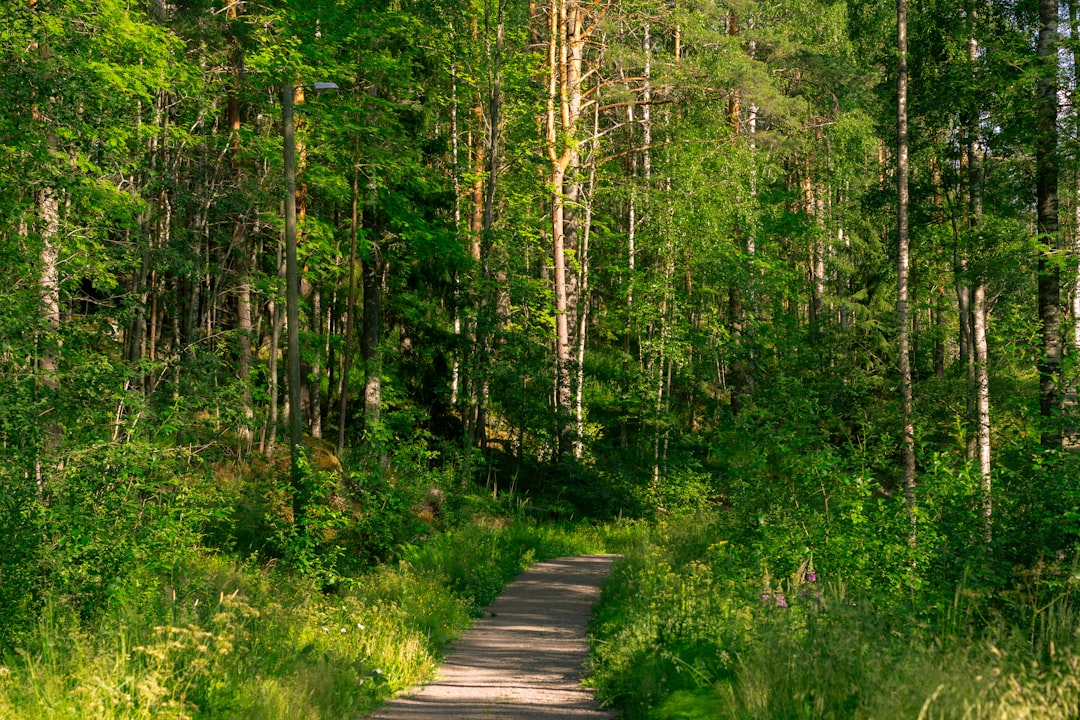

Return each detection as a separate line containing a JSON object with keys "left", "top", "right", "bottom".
{"left": 897, "top": 0, "right": 917, "bottom": 532}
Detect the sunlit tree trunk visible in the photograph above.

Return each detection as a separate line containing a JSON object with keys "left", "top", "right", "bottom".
{"left": 618, "top": 62, "right": 638, "bottom": 450}
{"left": 897, "top": 0, "right": 917, "bottom": 535}
{"left": 37, "top": 188, "right": 61, "bottom": 425}
{"left": 967, "top": 12, "right": 992, "bottom": 542}
{"left": 545, "top": 0, "right": 595, "bottom": 456}
{"left": 30, "top": 0, "right": 61, "bottom": 457}
{"left": 973, "top": 282, "right": 991, "bottom": 539}
{"left": 727, "top": 12, "right": 740, "bottom": 135}
{"left": 953, "top": 146, "right": 976, "bottom": 458}
{"left": 450, "top": 62, "right": 462, "bottom": 410}
{"left": 236, "top": 239, "right": 254, "bottom": 453}
{"left": 727, "top": 14, "right": 754, "bottom": 415}
{"left": 804, "top": 164, "right": 826, "bottom": 338}
{"left": 459, "top": 8, "right": 487, "bottom": 449}
{"left": 652, "top": 176, "right": 676, "bottom": 489}
{"left": 551, "top": 164, "right": 574, "bottom": 456}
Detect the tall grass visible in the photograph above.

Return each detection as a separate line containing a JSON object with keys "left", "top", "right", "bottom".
{"left": 0, "top": 517, "right": 620, "bottom": 720}
{"left": 588, "top": 516, "right": 1080, "bottom": 719}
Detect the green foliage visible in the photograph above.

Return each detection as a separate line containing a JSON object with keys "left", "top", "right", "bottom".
{"left": 0, "top": 0, "right": 1079, "bottom": 717}
{"left": 0, "top": 468, "right": 39, "bottom": 649}
{"left": 0, "top": 504, "right": 616, "bottom": 719}
{"left": 32, "top": 444, "right": 217, "bottom": 622}
{"left": 0, "top": 554, "right": 449, "bottom": 720}
{"left": 590, "top": 516, "right": 1080, "bottom": 720}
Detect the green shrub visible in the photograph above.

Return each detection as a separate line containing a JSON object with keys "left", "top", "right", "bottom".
{"left": 588, "top": 515, "right": 1080, "bottom": 720}
{"left": 28, "top": 443, "right": 219, "bottom": 624}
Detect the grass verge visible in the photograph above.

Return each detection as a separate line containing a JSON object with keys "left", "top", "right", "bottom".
{"left": 0, "top": 517, "right": 624, "bottom": 720}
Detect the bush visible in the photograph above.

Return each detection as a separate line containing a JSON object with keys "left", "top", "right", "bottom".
{"left": 16, "top": 443, "right": 219, "bottom": 629}
{"left": 588, "top": 514, "right": 1080, "bottom": 720}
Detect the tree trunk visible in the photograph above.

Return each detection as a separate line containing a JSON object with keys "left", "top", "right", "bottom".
{"left": 227, "top": 2, "right": 253, "bottom": 452}
{"left": 37, "top": 187, "right": 61, "bottom": 452}
{"left": 237, "top": 242, "right": 254, "bottom": 453}
{"left": 476, "top": 0, "right": 506, "bottom": 453}
{"left": 727, "top": 12, "right": 740, "bottom": 134}
{"left": 450, "top": 62, "right": 462, "bottom": 411}
{"left": 1069, "top": 0, "right": 1080, "bottom": 437}
{"left": 804, "top": 168, "right": 825, "bottom": 338}
{"left": 932, "top": 285, "right": 946, "bottom": 378}
{"left": 31, "top": 0, "right": 61, "bottom": 456}
{"left": 126, "top": 235, "right": 150, "bottom": 389}
{"left": 263, "top": 239, "right": 285, "bottom": 456}
{"left": 362, "top": 237, "right": 383, "bottom": 452}
{"left": 575, "top": 84, "right": 600, "bottom": 459}
{"left": 973, "top": 282, "right": 992, "bottom": 540}
{"left": 968, "top": 14, "right": 992, "bottom": 541}
{"left": 465, "top": 95, "right": 484, "bottom": 446}
{"left": 283, "top": 83, "right": 306, "bottom": 524}
{"left": 955, "top": 254, "right": 976, "bottom": 460}
{"left": 310, "top": 287, "right": 323, "bottom": 440}
{"left": 1037, "top": 0, "right": 1062, "bottom": 447}
{"left": 337, "top": 161, "right": 360, "bottom": 455}
{"left": 897, "top": 0, "right": 917, "bottom": 536}
{"left": 545, "top": 0, "right": 591, "bottom": 457}
{"left": 551, "top": 161, "right": 574, "bottom": 455}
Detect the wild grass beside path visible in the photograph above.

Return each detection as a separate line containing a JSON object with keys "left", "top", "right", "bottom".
{"left": 588, "top": 516, "right": 1080, "bottom": 720}
{"left": 0, "top": 518, "right": 623, "bottom": 720}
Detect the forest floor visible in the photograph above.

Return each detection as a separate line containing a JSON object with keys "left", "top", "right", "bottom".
{"left": 366, "top": 554, "right": 620, "bottom": 720}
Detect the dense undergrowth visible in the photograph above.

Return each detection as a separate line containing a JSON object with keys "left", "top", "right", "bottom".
{"left": 0, "top": 521, "right": 619, "bottom": 720}
{"left": 4, "top": 361, "right": 1080, "bottom": 719}
{"left": 579, "top": 351, "right": 1080, "bottom": 718}
{"left": 589, "top": 515, "right": 1080, "bottom": 719}
{"left": 0, "top": 439, "right": 625, "bottom": 720}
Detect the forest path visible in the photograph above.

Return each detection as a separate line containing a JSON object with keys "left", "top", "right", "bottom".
{"left": 367, "top": 554, "right": 620, "bottom": 720}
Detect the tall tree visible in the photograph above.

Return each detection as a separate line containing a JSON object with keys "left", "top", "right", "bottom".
{"left": 1036, "top": 0, "right": 1062, "bottom": 447}
{"left": 544, "top": 0, "right": 602, "bottom": 457}
{"left": 967, "top": 8, "right": 992, "bottom": 541}
{"left": 897, "top": 0, "right": 917, "bottom": 533}
{"left": 1071, "top": 0, "right": 1080, "bottom": 360}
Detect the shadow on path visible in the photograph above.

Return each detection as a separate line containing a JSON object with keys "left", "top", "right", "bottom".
{"left": 367, "top": 555, "right": 620, "bottom": 720}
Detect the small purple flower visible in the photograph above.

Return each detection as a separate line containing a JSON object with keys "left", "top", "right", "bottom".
{"left": 775, "top": 593, "right": 788, "bottom": 608}
{"left": 761, "top": 592, "right": 771, "bottom": 604}
{"left": 807, "top": 572, "right": 817, "bottom": 583}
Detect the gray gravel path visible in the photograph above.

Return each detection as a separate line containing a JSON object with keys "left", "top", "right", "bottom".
{"left": 367, "top": 554, "right": 620, "bottom": 720}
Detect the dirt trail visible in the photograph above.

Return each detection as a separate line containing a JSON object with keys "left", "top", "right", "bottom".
{"left": 367, "top": 554, "right": 620, "bottom": 720}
